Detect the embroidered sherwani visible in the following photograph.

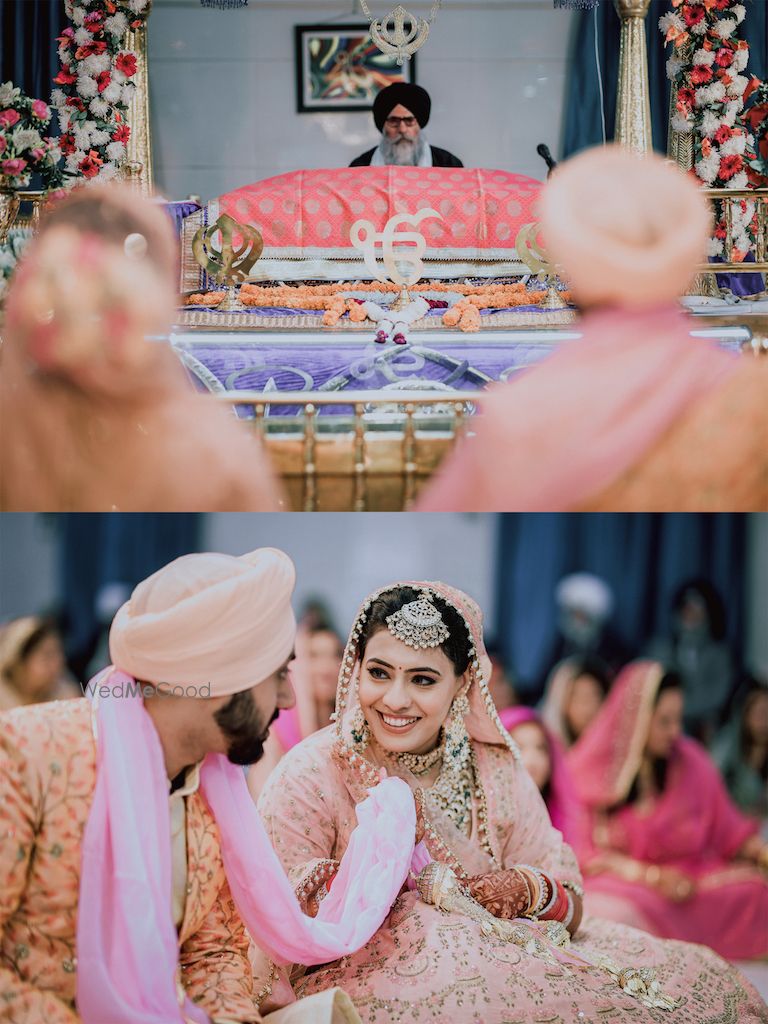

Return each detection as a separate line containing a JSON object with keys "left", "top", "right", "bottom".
{"left": 0, "top": 699, "right": 259, "bottom": 1024}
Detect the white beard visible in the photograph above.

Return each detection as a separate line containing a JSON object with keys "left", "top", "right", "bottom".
{"left": 372, "top": 132, "right": 431, "bottom": 167}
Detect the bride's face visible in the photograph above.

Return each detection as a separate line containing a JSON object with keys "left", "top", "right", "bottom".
{"left": 357, "top": 628, "right": 464, "bottom": 756}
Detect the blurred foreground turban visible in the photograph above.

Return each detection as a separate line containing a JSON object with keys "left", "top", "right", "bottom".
{"left": 373, "top": 82, "right": 431, "bottom": 132}
{"left": 539, "top": 145, "right": 712, "bottom": 307}
{"left": 109, "top": 548, "right": 296, "bottom": 696}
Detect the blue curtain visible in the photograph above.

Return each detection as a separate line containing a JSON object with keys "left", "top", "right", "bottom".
{"left": 0, "top": 0, "right": 66, "bottom": 104}
{"left": 494, "top": 513, "right": 746, "bottom": 698}
{"left": 54, "top": 513, "right": 202, "bottom": 678}
{"left": 561, "top": 0, "right": 768, "bottom": 158}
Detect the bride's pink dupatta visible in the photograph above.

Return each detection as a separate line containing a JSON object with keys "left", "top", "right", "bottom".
{"left": 76, "top": 669, "right": 417, "bottom": 1024}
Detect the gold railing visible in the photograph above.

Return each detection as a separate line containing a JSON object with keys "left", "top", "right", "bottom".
{"left": 217, "top": 390, "right": 479, "bottom": 512}
{"left": 699, "top": 188, "right": 768, "bottom": 274}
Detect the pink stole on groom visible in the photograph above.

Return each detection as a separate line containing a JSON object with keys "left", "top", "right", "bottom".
{"left": 418, "top": 305, "right": 738, "bottom": 511}
{"left": 76, "top": 669, "right": 417, "bottom": 1024}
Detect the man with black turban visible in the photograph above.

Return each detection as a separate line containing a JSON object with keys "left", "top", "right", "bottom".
{"left": 350, "top": 82, "right": 463, "bottom": 167}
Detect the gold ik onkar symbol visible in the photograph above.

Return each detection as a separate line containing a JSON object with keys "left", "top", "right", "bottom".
{"left": 192, "top": 213, "right": 264, "bottom": 312}
{"left": 515, "top": 222, "right": 567, "bottom": 310}
{"left": 350, "top": 207, "right": 442, "bottom": 311}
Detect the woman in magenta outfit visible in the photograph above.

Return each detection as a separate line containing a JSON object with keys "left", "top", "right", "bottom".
{"left": 499, "top": 705, "right": 584, "bottom": 849}
{"left": 568, "top": 661, "right": 768, "bottom": 960}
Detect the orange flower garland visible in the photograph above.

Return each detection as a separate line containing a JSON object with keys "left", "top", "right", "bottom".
{"left": 185, "top": 281, "right": 570, "bottom": 333}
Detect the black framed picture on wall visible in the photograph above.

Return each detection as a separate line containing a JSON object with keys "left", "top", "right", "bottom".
{"left": 294, "top": 23, "right": 417, "bottom": 113}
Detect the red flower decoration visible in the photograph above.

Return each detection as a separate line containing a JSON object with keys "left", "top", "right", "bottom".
{"left": 690, "top": 65, "right": 713, "bottom": 85}
{"left": 713, "top": 124, "right": 733, "bottom": 145}
{"left": 96, "top": 71, "right": 112, "bottom": 93}
{"left": 79, "top": 150, "right": 103, "bottom": 179}
{"left": 712, "top": 0, "right": 729, "bottom": 9}
{"left": 75, "top": 40, "right": 108, "bottom": 60}
{"left": 682, "top": 3, "right": 705, "bottom": 27}
{"left": 65, "top": 96, "right": 85, "bottom": 111}
{"left": 53, "top": 65, "right": 77, "bottom": 85}
{"left": 115, "top": 53, "right": 138, "bottom": 78}
{"left": 719, "top": 154, "right": 744, "bottom": 180}
{"left": 715, "top": 47, "right": 734, "bottom": 68}
{"left": 112, "top": 123, "right": 131, "bottom": 144}
{"left": 59, "top": 133, "right": 76, "bottom": 156}
{"left": 130, "top": 19, "right": 143, "bottom": 28}
{"left": 677, "top": 86, "right": 696, "bottom": 108}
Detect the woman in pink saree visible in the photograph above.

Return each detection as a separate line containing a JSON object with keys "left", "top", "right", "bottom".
{"left": 569, "top": 662, "right": 768, "bottom": 960}
{"left": 417, "top": 146, "right": 768, "bottom": 512}
{"left": 258, "top": 582, "right": 766, "bottom": 1023}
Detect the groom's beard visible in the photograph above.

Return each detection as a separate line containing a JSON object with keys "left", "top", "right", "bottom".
{"left": 379, "top": 132, "right": 426, "bottom": 166}
{"left": 214, "top": 689, "right": 279, "bottom": 765}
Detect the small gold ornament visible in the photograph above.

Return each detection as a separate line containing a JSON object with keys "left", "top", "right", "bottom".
{"left": 515, "top": 222, "right": 566, "bottom": 310}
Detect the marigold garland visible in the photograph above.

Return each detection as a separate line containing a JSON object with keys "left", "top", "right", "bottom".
{"left": 185, "top": 280, "right": 570, "bottom": 332}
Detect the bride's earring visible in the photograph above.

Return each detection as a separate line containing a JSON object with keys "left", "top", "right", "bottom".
{"left": 350, "top": 706, "right": 370, "bottom": 752}
{"left": 444, "top": 688, "right": 470, "bottom": 768}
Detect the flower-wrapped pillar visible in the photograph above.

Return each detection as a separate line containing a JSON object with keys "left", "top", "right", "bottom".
{"left": 661, "top": 0, "right": 764, "bottom": 297}
{"left": 51, "top": 0, "right": 153, "bottom": 188}
{"left": 614, "top": 0, "right": 653, "bottom": 154}
{"left": 121, "top": 6, "right": 153, "bottom": 194}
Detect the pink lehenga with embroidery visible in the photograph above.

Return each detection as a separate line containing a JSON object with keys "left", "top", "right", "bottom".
{"left": 257, "top": 583, "right": 766, "bottom": 1024}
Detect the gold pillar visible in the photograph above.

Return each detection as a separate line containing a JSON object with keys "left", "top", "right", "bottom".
{"left": 614, "top": 0, "right": 653, "bottom": 154}
{"left": 122, "top": 3, "right": 154, "bottom": 194}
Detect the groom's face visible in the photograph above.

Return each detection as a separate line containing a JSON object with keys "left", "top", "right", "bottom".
{"left": 213, "top": 653, "right": 295, "bottom": 765}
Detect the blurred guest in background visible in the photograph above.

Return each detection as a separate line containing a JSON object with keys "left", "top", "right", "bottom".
{"left": 500, "top": 705, "right": 584, "bottom": 847}
{"left": 0, "top": 616, "right": 78, "bottom": 711}
{"left": 533, "top": 573, "right": 629, "bottom": 697}
{"left": 0, "top": 185, "right": 283, "bottom": 511}
{"left": 249, "top": 621, "right": 344, "bottom": 799}
{"left": 540, "top": 653, "right": 613, "bottom": 748}
{"left": 418, "top": 146, "right": 768, "bottom": 512}
{"left": 485, "top": 641, "right": 518, "bottom": 714}
{"left": 647, "top": 578, "right": 734, "bottom": 741}
{"left": 713, "top": 680, "right": 768, "bottom": 823}
{"left": 569, "top": 662, "right": 768, "bottom": 960}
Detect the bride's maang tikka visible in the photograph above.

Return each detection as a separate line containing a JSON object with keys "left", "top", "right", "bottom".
{"left": 385, "top": 589, "right": 450, "bottom": 649}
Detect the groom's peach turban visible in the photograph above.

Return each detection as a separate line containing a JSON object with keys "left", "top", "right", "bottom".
{"left": 539, "top": 144, "right": 712, "bottom": 308}
{"left": 109, "top": 547, "right": 296, "bottom": 696}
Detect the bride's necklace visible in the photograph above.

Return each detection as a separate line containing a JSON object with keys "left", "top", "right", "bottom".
{"left": 396, "top": 731, "right": 444, "bottom": 776}
{"left": 358, "top": 0, "right": 443, "bottom": 65}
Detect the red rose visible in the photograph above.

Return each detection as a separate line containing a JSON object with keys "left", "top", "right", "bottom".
{"left": 713, "top": 125, "right": 733, "bottom": 145}
{"left": 96, "top": 71, "right": 112, "bottom": 93}
{"left": 682, "top": 4, "right": 705, "bottom": 27}
{"left": 115, "top": 52, "right": 138, "bottom": 77}
{"left": 1, "top": 158, "right": 28, "bottom": 178}
{"left": 112, "top": 123, "right": 131, "bottom": 144}
{"left": 59, "top": 133, "right": 76, "bottom": 156}
{"left": 54, "top": 65, "right": 77, "bottom": 85}
{"left": 0, "top": 108, "right": 20, "bottom": 129}
{"left": 79, "top": 150, "right": 103, "bottom": 179}
{"left": 715, "top": 47, "right": 734, "bottom": 68}
{"left": 690, "top": 65, "right": 713, "bottom": 85}
{"left": 74, "top": 40, "right": 107, "bottom": 60}
{"left": 719, "top": 154, "right": 744, "bottom": 181}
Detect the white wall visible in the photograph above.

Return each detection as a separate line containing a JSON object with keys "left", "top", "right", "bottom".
{"left": 203, "top": 511, "right": 497, "bottom": 637}
{"left": 148, "top": 0, "right": 575, "bottom": 201}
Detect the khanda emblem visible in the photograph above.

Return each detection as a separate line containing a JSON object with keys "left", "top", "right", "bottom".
{"left": 369, "top": 5, "right": 430, "bottom": 65}
{"left": 350, "top": 208, "right": 442, "bottom": 287}
{"left": 192, "top": 213, "right": 264, "bottom": 289}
